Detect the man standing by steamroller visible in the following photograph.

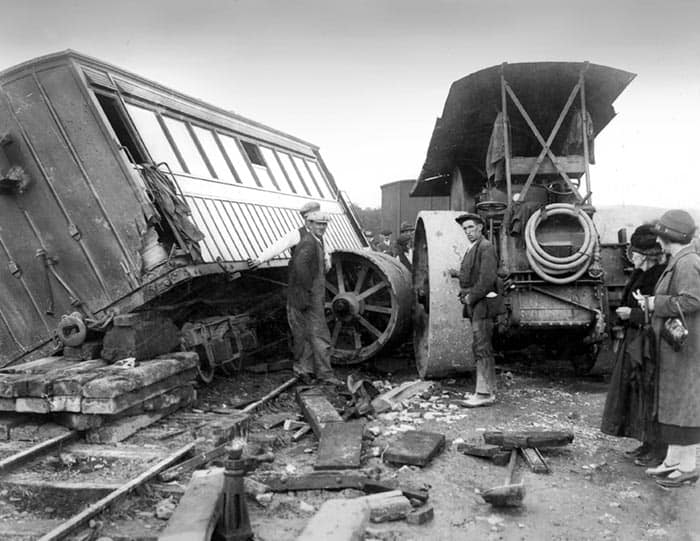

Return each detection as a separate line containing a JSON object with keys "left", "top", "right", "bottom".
{"left": 456, "top": 213, "right": 500, "bottom": 407}
{"left": 287, "top": 211, "right": 342, "bottom": 386}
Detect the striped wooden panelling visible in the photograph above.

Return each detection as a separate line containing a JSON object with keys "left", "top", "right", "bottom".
{"left": 184, "top": 196, "right": 362, "bottom": 263}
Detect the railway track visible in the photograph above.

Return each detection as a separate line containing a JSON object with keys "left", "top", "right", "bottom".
{"left": 0, "top": 408, "right": 250, "bottom": 540}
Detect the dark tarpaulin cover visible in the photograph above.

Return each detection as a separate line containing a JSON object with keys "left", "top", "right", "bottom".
{"left": 412, "top": 62, "right": 636, "bottom": 197}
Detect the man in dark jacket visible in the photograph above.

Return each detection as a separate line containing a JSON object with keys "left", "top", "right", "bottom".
{"left": 287, "top": 211, "right": 341, "bottom": 386}
{"left": 456, "top": 213, "right": 499, "bottom": 407}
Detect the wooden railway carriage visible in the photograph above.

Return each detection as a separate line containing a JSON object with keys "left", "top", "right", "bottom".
{"left": 0, "top": 51, "right": 410, "bottom": 374}
{"left": 411, "top": 62, "right": 635, "bottom": 377}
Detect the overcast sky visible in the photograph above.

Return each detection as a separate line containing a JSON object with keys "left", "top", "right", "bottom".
{"left": 1, "top": 0, "right": 699, "bottom": 209}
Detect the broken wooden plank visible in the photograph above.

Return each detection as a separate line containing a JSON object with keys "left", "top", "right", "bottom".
{"left": 253, "top": 471, "right": 369, "bottom": 492}
{"left": 297, "top": 498, "right": 370, "bottom": 541}
{"left": 482, "top": 430, "right": 574, "bottom": 449}
{"left": 455, "top": 442, "right": 503, "bottom": 458}
{"left": 315, "top": 421, "right": 363, "bottom": 470}
{"left": 360, "top": 489, "right": 412, "bottom": 523}
{"left": 36, "top": 440, "right": 196, "bottom": 541}
{"left": 371, "top": 380, "right": 435, "bottom": 414}
{"left": 0, "top": 431, "right": 79, "bottom": 474}
{"left": 292, "top": 424, "right": 312, "bottom": 442}
{"left": 158, "top": 467, "right": 225, "bottom": 541}
{"left": 361, "top": 480, "right": 429, "bottom": 504}
{"left": 407, "top": 505, "right": 434, "bottom": 525}
{"left": 81, "top": 370, "right": 196, "bottom": 414}
{"left": 455, "top": 442, "right": 510, "bottom": 465}
{"left": 85, "top": 396, "right": 192, "bottom": 444}
{"left": 296, "top": 388, "right": 342, "bottom": 437}
{"left": 49, "top": 360, "right": 113, "bottom": 396}
{"left": 383, "top": 430, "right": 445, "bottom": 467}
{"left": 520, "top": 447, "right": 550, "bottom": 474}
{"left": 81, "top": 355, "right": 198, "bottom": 398}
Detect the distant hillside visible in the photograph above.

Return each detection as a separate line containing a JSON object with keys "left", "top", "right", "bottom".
{"left": 594, "top": 205, "right": 700, "bottom": 244}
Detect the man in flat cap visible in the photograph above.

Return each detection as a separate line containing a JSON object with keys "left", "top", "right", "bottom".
{"left": 376, "top": 229, "right": 394, "bottom": 254}
{"left": 247, "top": 201, "right": 330, "bottom": 271}
{"left": 456, "top": 213, "right": 499, "bottom": 407}
{"left": 287, "top": 211, "right": 342, "bottom": 385}
{"left": 395, "top": 222, "right": 415, "bottom": 271}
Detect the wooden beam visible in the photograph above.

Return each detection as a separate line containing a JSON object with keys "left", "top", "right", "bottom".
{"left": 296, "top": 388, "right": 342, "bottom": 437}
{"left": 36, "top": 441, "right": 196, "bottom": 541}
{"left": 297, "top": 498, "right": 370, "bottom": 541}
{"left": 158, "top": 468, "right": 225, "bottom": 541}
{"left": 483, "top": 430, "right": 574, "bottom": 449}
{"left": 315, "top": 421, "right": 363, "bottom": 470}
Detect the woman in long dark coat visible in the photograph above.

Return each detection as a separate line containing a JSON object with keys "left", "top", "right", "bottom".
{"left": 640, "top": 209, "right": 700, "bottom": 487}
{"left": 601, "top": 225, "right": 666, "bottom": 465}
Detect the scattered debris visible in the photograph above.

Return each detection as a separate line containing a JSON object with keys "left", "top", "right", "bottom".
{"left": 360, "top": 489, "right": 413, "bottom": 523}
{"left": 481, "top": 449, "right": 525, "bottom": 508}
{"left": 371, "top": 380, "right": 436, "bottom": 414}
{"left": 482, "top": 430, "right": 574, "bottom": 449}
{"left": 406, "top": 504, "right": 434, "bottom": 525}
{"left": 296, "top": 387, "right": 343, "bottom": 437}
{"left": 383, "top": 430, "right": 445, "bottom": 467}
{"left": 296, "top": 498, "right": 370, "bottom": 541}
{"left": 315, "top": 421, "right": 364, "bottom": 470}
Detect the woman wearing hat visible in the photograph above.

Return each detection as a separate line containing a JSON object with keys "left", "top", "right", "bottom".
{"left": 636, "top": 209, "right": 700, "bottom": 487}
{"left": 601, "top": 224, "right": 667, "bottom": 466}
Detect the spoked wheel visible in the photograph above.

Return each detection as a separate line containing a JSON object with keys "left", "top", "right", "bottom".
{"left": 325, "top": 250, "right": 412, "bottom": 365}
{"left": 413, "top": 211, "right": 474, "bottom": 378}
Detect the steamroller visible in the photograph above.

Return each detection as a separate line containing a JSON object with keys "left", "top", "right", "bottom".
{"left": 412, "top": 211, "right": 474, "bottom": 378}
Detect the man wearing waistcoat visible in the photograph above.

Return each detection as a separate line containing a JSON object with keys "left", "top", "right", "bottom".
{"left": 287, "top": 211, "right": 341, "bottom": 386}
{"left": 456, "top": 213, "right": 498, "bottom": 407}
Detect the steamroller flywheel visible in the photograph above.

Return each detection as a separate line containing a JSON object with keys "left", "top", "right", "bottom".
{"left": 325, "top": 249, "right": 412, "bottom": 365}
{"left": 413, "top": 211, "right": 474, "bottom": 378}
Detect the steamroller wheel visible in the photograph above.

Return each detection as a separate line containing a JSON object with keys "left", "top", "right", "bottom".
{"left": 413, "top": 211, "right": 474, "bottom": 378}
{"left": 325, "top": 249, "right": 412, "bottom": 365}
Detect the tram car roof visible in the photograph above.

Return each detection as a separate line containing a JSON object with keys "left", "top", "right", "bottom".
{"left": 412, "top": 61, "right": 636, "bottom": 197}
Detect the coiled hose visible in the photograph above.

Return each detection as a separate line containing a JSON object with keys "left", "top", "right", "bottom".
{"left": 524, "top": 203, "right": 597, "bottom": 284}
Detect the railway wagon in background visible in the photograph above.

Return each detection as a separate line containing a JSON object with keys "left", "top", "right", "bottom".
{"left": 411, "top": 62, "right": 635, "bottom": 377}
{"left": 0, "top": 51, "right": 411, "bottom": 378}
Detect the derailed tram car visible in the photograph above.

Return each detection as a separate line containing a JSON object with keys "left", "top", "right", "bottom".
{"left": 0, "top": 51, "right": 411, "bottom": 377}
{"left": 412, "top": 62, "right": 635, "bottom": 377}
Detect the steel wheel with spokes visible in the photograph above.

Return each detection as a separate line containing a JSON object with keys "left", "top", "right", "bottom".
{"left": 325, "top": 250, "right": 412, "bottom": 365}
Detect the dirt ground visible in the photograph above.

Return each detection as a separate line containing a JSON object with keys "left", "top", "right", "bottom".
{"left": 229, "top": 354, "right": 700, "bottom": 541}
{"left": 1, "top": 351, "right": 698, "bottom": 541}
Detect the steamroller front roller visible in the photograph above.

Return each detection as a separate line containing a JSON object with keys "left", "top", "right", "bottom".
{"left": 413, "top": 211, "right": 474, "bottom": 378}
{"left": 325, "top": 249, "right": 412, "bottom": 364}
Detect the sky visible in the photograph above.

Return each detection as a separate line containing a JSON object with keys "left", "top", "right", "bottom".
{"left": 1, "top": 0, "right": 699, "bottom": 209}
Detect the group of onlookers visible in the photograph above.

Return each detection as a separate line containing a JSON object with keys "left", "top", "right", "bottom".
{"left": 602, "top": 209, "right": 700, "bottom": 488}
{"left": 364, "top": 223, "right": 415, "bottom": 271}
